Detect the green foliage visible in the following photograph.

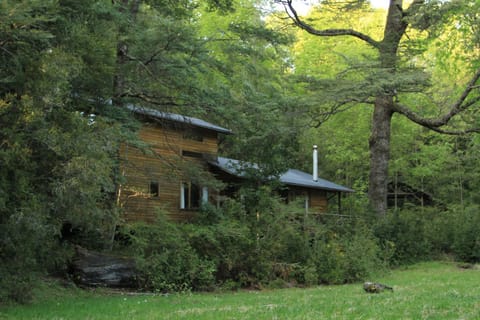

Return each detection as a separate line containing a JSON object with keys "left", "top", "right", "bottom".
{"left": 449, "top": 205, "right": 480, "bottom": 263}
{"left": 130, "top": 213, "right": 216, "bottom": 292}
{"left": 307, "top": 219, "right": 383, "bottom": 284}
{"left": 2, "top": 0, "right": 480, "bottom": 305}
{"left": 0, "top": 99, "right": 123, "bottom": 302}
{"left": 0, "top": 202, "right": 53, "bottom": 304}
{"left": 196, "top": 0, "right": 300, "bottom": 175}
{"left": 187, "top": 210, "right": 257, "bottom": 287}
{"left": 127, "top": 188, "right": 383, "bottom": 292}
{"left": 0, "top": 0, "right": 124, "bottom": 301}
{"left": 374, "top": 209, "right": 433, "bottom": 265}
{"left": 373, "top": 205, "right": 480, "bottom": 265}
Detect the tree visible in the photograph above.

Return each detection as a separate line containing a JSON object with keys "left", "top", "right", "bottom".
{"left": 276, "top": 0, "right": 480, "bottom": 215}
{"left": 0, "top": 0, "right": 128, "bottom": 302}
{"left": 175, "top": 0, "right": 301, "bottom": 178}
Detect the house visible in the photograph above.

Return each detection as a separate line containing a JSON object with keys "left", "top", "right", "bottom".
{"left": 117, "top": 105, "right": 353, "bottom": 222}
{"left": 387, "top": 181, "right": 433, "bottom": 209}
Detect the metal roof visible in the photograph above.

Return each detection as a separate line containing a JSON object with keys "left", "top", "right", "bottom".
{"left": 126, "top": 104, "right": 232, "bottom": 134}
{"left": 212, "top": 157, "right": 354, "bottom": 193}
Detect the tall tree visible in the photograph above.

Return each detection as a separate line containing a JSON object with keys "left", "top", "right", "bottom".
{"left": 276, "top": 0, "right": 480, "bottom": 215}
{"left": 0, "top": 0, "right": 127, "bottom": 302}
{"left": 172, "top": 0, "right": 300, "bottom": 178}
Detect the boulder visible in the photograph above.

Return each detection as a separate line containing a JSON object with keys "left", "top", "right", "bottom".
{"left": 71, "top": 246, "right": 138, "bottom": 288}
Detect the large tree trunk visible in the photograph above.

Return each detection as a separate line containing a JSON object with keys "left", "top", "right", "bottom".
{"left": 368, "top": 96, "right": 394, "bottom": 216}
{"left": 367, "top": 0, "right": 406, "bottom": 216}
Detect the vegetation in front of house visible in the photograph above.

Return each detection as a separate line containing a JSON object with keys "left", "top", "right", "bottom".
{"left": 128, "top": 189, "right": 382, "bottom": 293}
{"left": 125, "top": 190, "right": 480, "bottom": 294}
{"left": 2, "top": 262, "right": 480, "bottom": 319}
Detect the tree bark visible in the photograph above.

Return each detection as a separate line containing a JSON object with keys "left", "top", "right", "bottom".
{"left": 112, "top": 0, "right": 141, "bottom": 107}
{"left": 367, "top": 0, "right": 407, "bottom": 215}
{"left": 368, "top": 96, "right": 394, "bottom": 216}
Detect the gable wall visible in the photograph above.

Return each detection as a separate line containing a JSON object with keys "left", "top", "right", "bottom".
{"left": 118, "top": 122, "right": 219, "bottom": 222}
{"left": 308, "top": 188, "right": 328, "bottom": 213}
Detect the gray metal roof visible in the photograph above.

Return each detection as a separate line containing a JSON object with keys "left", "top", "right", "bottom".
{"left": 212, "top": 157, "right": 354, "bottom": 193}
{"left": 126, "top": 104, "right": 232, "bottom": 134}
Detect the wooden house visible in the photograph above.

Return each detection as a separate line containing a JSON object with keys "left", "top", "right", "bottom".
{"left": 118, "top": 105, "right": 353, "bottom": 222}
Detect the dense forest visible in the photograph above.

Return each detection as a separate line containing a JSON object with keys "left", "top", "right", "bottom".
{"left": 1, "top": 0, "right": 479, "bottom": 303}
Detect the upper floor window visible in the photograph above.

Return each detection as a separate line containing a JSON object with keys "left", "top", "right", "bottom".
{"left": 183, "top": 130, "right": 203, "bottom": 142}
{"left": 182, "top": 150, "right": 203, "bottom": 159}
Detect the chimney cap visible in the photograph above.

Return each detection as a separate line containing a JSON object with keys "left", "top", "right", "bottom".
{"left": 313, "top": 144, "right": 318, "bottom": 149}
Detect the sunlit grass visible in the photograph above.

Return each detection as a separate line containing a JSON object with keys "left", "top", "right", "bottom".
{"left": 1, "top": 261, "right": 479, "bottom": 319}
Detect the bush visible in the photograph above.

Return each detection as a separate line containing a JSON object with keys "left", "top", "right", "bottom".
{"left": 127, "top": 194, "right": 385, "bottom": 292}
{"left": 343, "top": 223, "right": 384, "bottom": 282}
{"left": 184, "top": 219, "right": 256, "bottom": 287}
{"left": 130, "top": 213, "right": 216, "bottom": 293}
{"left": 304, "top": 218, "right": 382, "bottom": 285}
{"left": 450, "top": 205, "right": 480, "bottom": 262}
{"left": 0, "top": 206, "right": 57, "bottom": 303}
{"left": 374, "top": 209, "right": 432, "bottom": 265}
{"left": 372, "top": 206, "right": 480, "bottom": 265}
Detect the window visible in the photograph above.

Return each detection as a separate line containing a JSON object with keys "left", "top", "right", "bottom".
{"left": 183, "top": 130, "right": 203, "bottom": 142}
{"left": 149, "top": 181, "right": 159, "bottom": 197}
{"left": 180, "top": 182, "right": 208, "bottom": 209}
{"left": 182, "top": 150, "right": 203, "bottom": 159}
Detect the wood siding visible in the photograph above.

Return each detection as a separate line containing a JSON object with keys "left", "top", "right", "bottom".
{"left": 118, "top": 122, "right": 219, "bottom": 222}
{"left": 308, "top": 189, "right": 328, "bottom": 213}
{"left": 118, "top": 119, "right": 333, "bottom": 223}
{"left": 286, "top": 186, "right": 329, "bottom": 213}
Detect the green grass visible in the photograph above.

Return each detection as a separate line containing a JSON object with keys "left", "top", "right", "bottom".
{"left": 1, "top": 261, "right": 480, "bottom": 319}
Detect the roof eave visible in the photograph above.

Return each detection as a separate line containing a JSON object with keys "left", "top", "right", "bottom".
{"left": 126, "top": 104, "right": 232, "bottom": 135}
{"left": 281, "top": 181, "right": 355, "bottom": 193}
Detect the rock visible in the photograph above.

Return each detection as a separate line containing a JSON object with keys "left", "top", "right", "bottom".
{"left": 71, "top": 246, "right": 138, "bottom": 288}
{"left": 363, "top": 282, "right": 393, "bottom": 293}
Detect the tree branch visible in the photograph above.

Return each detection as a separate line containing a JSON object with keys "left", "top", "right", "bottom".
{"left": 428, "top": 127, "right": 480, "bottom": 135}
{"left": 309, "top": 95, "right": 375, "bottom": 127}
{"left": 393, "top": 68, "right": 480, "bottom": 133}
{"left": 404, "top": 0, "right": 425, "bottom": 17}
{"left": 120, "top": 91, "right": 181, "bottom": 107}
{"left": 279, "top": 0, "right": 381, "bottom": 49}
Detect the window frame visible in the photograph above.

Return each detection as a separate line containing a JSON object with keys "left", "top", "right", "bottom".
{"left": 180, "top": 182, "right": 208, "bottom": 210}
{"left": 149, "top": 180, "right": 159, "bottom": 197}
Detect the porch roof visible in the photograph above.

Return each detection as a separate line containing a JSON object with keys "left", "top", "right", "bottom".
{"left": 211, "top": 156, "right": 354, "bottom": 193}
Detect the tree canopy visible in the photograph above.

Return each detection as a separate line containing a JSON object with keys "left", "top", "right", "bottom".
{"left": 275, "top": 0, "right": 480, "bottom": 215}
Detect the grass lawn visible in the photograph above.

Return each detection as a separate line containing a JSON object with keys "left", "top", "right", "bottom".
{"left": 1, "top": 261, "right": 479, "bottom": 319}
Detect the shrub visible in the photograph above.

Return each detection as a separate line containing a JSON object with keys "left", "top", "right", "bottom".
{"left": 128, "top": 194, "right": 384, "bottom": 292}
{"left": 305, "top": 218, "right": 382, "bottom": 284}
{"left": 374, "top": 209, "right": 432, "bottom": 265}
{"left": 130, "top": 213, "right": 216, "bottom": 293}
{"left": 343, "top": 222, "right": 384, "bottom": 282}
{"left": 450, "top": 205, "right": 480, "bottom": 262}
{"left": 184, "top": 219, "right": 256, "bottom": 287}
{"left": 0, "top": 206, "right": 57, "bottom": 303}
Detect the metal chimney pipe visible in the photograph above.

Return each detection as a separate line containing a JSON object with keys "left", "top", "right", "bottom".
{"left": 313, "top": 145, "right": 318, "bottom": 182}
